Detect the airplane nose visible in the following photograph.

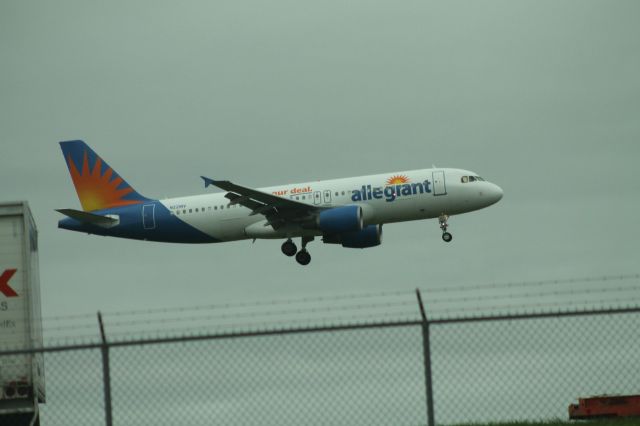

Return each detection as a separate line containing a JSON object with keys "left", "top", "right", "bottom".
{"left": 489, "top": 183, "right": 504, "bottom": 204}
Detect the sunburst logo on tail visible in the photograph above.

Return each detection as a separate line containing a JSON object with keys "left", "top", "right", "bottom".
{"left": 67, "top": 151, "right": 142, "bottom": 212}
{"left": 386, "top": 175, "right": 410, "bottom": 185}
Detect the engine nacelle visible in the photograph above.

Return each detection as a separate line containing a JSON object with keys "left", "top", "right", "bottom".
{"left": 323, "top": 224, "right": 382, "bottom": 249}
{"left": 317, "top": 205, "right": 363, "bottom": 234}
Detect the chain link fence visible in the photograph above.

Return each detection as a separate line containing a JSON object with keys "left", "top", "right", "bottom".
{"left": 2, "top": 304, "right": 639, "bottom": 425}
{"left": 429, "top": 311, "right": 640, "bottom": 424}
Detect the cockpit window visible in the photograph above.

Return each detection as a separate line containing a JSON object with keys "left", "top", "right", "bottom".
{"left": 461, "top": 175, "right": 485, "bottom": 183}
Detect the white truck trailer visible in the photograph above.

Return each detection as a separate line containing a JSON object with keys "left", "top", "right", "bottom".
{"left": 0, "top": 202, "right": 45, "bottom": 425}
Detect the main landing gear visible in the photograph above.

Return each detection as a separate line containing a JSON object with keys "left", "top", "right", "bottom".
{"left": 281, "top": 239, "right": 297, "bottom": 257}
{"left": 281, "top": 237, "right": 314, "bottom": 265}
{"left": 439, "top": 214, "right": 453, "bottom": 242}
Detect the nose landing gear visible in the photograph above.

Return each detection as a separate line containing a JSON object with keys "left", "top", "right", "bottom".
{"left": 439, "top": 214, "right": 453, "bottom": 242}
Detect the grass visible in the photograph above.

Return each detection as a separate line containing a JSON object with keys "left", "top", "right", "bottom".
{"left": 450, "top": 419, "right": 640, "bottom": 426}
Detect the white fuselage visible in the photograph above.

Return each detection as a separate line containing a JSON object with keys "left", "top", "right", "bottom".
{"left": 159, "top": 168, "right": 503, "bottom": 242}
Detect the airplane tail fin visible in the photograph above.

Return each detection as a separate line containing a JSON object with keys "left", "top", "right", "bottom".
{"left": 59, "top": 140, "right": 150, "bottom": 212}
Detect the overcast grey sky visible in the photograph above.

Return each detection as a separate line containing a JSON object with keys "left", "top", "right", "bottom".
{"left": 1, "top": 0, "right": 639, "bottom": 322}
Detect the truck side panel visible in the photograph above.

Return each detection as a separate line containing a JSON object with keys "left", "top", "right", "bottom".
{"left": 0, "top": 202, "right": 45, "bottom": 415}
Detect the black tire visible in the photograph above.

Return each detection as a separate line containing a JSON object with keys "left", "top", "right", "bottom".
{"left": 295, "top": 250, "right": 311, "bottom": 265}
{"left": 442, "top": 232, "right": 453, "bottom": 242}
{"left": 281, "top": 240, "right": 297, "bottom": 257}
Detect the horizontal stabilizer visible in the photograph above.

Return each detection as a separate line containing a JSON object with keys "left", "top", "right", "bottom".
{"left": 56, "top": 209, "right": 119, "bottom": 227}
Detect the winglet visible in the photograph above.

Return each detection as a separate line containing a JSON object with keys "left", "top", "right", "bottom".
{"left": 201, "top": 176, "right": 216, "bottom": 188}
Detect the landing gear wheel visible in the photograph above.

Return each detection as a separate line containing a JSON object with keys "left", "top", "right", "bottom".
{"left": 295, "top": 250, "right": 311, "bottom": 266}
{"left": 281, "top": 239, "right": 297, "bottom": 257}
{"left": 438, "top": 214, "right": 452, "bottom": 243}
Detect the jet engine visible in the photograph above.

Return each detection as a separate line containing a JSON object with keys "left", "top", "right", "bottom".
{"left": 317, "top": 205, "right": 363, "bottom": 234}
{"left": 323, "top": 224, "right": 382, "bottom": 248}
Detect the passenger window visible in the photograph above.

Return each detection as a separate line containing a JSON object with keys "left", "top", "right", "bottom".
{"left": 183, "top": 210, "right": 186, "bottom": 214}
{"left": 214, "top": 206, "right": 217, "bottom": 210}
{"left": 189, "top": 209, "right": 193, "bottom": 213}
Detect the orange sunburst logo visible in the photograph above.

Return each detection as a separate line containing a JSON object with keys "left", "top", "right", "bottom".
{"left": 67, "top": 151, "right": 141, "bottom": 212}
{"left": 386, "top": 175, "right": 410, "bottom": 185}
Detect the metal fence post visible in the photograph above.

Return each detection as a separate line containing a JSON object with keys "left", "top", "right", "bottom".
{"left": 416, "top": 289, "right": 435, "bottom": 426}
{"left": 98, "top": 312, "right": 113, "bottom": 426}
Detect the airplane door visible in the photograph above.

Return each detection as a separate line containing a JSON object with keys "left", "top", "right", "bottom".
{"left": 313, "top": 191, "right": 322, "bottom": 205}
{"left": 142, "top": 204, "right": 156, "bottom": 229}
{"left": 323, "top": 190, "right": 332, "bottom": 204}
{"left": 432, "top": 171, "right": 447, "bottom": 196}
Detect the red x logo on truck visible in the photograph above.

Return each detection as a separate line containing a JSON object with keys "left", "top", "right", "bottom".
{"left": 0, "top": 269, "right": 18, "bottom": 297}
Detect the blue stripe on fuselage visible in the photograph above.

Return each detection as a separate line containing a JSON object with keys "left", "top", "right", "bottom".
{"left": 58, "top": 202, "right": 219, "bottom": 243}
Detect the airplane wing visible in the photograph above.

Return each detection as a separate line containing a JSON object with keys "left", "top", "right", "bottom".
{"left": 201, "top": 176, "right": 318, "bottom": 227}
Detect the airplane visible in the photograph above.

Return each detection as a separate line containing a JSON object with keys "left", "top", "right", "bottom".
{"left": 57, "top": 140, "right": 503, "bottom": 265}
